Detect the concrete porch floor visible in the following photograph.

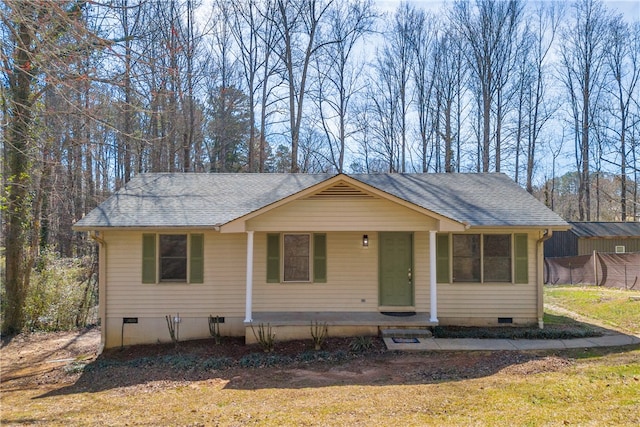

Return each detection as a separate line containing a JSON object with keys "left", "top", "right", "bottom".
{"left": 248, "top": 311, "right": 437, "bottom": 328}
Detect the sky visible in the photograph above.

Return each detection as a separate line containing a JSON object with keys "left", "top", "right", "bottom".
{"left": 375, "top": 0, "right": 640, "bottom": 21}
{"left": 370, "top": 0, "right": 639, "bottom": 180}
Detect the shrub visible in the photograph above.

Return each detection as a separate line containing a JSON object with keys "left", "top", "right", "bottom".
{"left": 201, "top": 356, "right": 234, "bottom": 370}
{"left": 432, "top": 325, "right": 602, "bottom": 339}
{"left": 208, "top": 315, "right": 223, "bottom": 344}
{"left": 239, "top": 353, "right": 292, "bottom": 368}
{"left": 310, "top": 321, "right": 329, "bottom": 350}
{"left": 349, "top": 336, "right": 373, "bottom": 352}
{"left": 24, "top": 251, "right": 97, "bottom": 331}
{"left": 250, "top": 322, "right": 275, "bottom": 352}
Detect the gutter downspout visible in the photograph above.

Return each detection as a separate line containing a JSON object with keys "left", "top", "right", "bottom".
{"left": 536, "top": 229, "right": 553, "bottom": 329}
{"left": 89, "top": 231, "right": 106, "bottom": 355}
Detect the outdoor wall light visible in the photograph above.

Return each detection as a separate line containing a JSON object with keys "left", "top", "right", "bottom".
{"left": 362, "top": 234, "right": 369, "bottom": 247}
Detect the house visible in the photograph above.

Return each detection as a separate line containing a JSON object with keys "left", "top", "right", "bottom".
{"left": 73, "top": 172, "right": 569, "bottom": 350}
{"left": 544, "top": 221, "right": 640, "bottom": 258}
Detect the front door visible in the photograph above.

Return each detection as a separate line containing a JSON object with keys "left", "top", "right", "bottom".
{"left": 379, "top": 232, "right": 413, "bottom": 307}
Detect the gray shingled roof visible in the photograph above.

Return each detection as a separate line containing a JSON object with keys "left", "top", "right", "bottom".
{"left": 351, "top": 173, "right": 567, "bottom": 227}
{"left": 74, "top": 172, "right": 568, "bottom": 229}
{"left": 569, "top": 221, "right": 640, "bottom": 238}
{"left": 74, "top": 173, "right": 332, "bottom": 228}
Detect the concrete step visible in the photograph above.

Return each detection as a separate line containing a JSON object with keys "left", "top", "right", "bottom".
{"left": 381, "top": 328, "right": 433, "bottom": 338}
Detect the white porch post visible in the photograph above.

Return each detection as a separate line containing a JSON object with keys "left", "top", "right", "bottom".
{"left": 244, "top": 231, "right": 254, "bottom": 323}
{"left": 429, "top": 230, "right": 439, "bottom": 322}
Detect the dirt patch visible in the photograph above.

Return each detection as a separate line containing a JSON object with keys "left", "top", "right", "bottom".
{"left": 0, "top": 328, "right": 589, "bottom": 395}
{"left": 1, "top": 328, "right": 100, "bottom": 389}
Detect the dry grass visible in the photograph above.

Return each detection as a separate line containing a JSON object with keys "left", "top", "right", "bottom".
{"left": 2, "top": 347, "right": 639, "bottom": 426}
{"left": 2, "top": 286, "right": 640, "bottom": 426}
{"left": 545, "top": 285, "right": 640, "bottom": 334}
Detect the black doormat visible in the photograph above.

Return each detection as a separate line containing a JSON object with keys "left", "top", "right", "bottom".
{"left": 391, "top": 337, "right": 420, "bottom": 343}
{"left": 381, "top": 311, "right": 416, "bottom": 317}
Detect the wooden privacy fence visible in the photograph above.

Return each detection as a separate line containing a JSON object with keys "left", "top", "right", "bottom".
{"left": 545, "top": 252, "right": 640, "bottom": 290}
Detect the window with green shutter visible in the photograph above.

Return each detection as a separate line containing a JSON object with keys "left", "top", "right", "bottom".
{"left": 436, "top": 233, "right": 450, "bottom": 283}
{"left": 142, "top": 233, "right": 204, "bottom": 284}
{"left": 142, "top": 234, "right": 157, "bottom": 283}
{"left": 266, "top": 234, "right": 280, "bottom": 283}
{"left": 266, "top": 233, "right": 327, "bottom": 283}
{"left": 514, "top": 234, "right": 528, "bottom": 284}
{"left": 447, "top": 233, "right": 529, "bottom": 284}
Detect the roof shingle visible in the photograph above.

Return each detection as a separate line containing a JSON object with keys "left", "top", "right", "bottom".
{"left": 74, "top": 172, "right": 568, "bottom": 229}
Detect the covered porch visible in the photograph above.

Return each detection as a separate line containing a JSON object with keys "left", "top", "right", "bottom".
{"left": 245, "top": 311, "right": 438, "bottom": 344}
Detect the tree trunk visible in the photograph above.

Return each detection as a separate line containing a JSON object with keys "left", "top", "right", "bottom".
{"left": 4, "top": 14, "right": 35, "bottom": 334}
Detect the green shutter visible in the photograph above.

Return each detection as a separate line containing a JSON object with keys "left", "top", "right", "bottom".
{"left": 436, "top": 233, "right": 450, "bottom": 283}
{"left": 266, "top": 233, "right": 280, "bottom": 283}
{"left": 190, "top": 234, "right": 204, "bottom": 284}
{"left": 313, "top": 234, "right": 327, "bottom": 283}
{"left": 142, "top": 234, "right": 156, "bottom": 283}
{"left": 514, "top": 234, "right": 528, "bottom": 284}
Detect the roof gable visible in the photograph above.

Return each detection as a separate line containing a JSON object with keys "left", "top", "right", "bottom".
{"left": 220, "top": 175, "right": 465, "bottom": 232}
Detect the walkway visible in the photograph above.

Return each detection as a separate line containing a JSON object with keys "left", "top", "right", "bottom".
{"left": 384, "top": 333, "right": 640, "bottom": 351}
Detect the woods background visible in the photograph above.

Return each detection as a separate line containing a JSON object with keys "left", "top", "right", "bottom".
{"left": 1, "top": 0, "right": 639, "bottom": 333}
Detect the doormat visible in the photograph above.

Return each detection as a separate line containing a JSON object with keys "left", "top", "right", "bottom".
{"left": 391, "top": 337, "right": 420, "bottom": 343}
{"left": 381, "top": 311, "right": 416, "bottom": 317}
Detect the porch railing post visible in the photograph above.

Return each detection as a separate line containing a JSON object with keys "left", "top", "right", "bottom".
{"left": 429, "top": 230, "right": 438, "bottom": 322}
{"left": 244, "top": 231, "right": 254, "bottom": 323}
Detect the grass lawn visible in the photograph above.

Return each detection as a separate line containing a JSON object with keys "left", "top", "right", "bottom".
{"left": 545, "top": 285, "right": 640, "bottom": 335}
{"left": 2, "top": 347, "right": 639, "bottom": 426}
{"left": 1, "top": 286, "right": 639, "bottom": 426}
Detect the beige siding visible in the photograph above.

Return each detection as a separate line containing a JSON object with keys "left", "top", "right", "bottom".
{"left": 103, "top": 228, "right": 540, "bottom": 319}
{"left": 251, "top": 231, "right": 433, "bottom": 313}
{"left": 100, "top": 226, "right": 543, "bottom": 346}
{"left": 104, "top": 230, "right": 246, "bottom": 318}
{"left": 252, "top": 232, "right": 379, "bottom": 311}
{"left": 247, "top": 198, "right": 437, "bottom": 231}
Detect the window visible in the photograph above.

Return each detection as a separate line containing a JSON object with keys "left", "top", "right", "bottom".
{"left": 483, "top": 234, "right": 511, "bottom": 282}
{"left": 453, "top": 234, "right": 481, "bottom": 282}
{"left": 438, "top": 233, "right": 528, "bottom": 284}
{"left": 160, "top": 235, "right": 187, "bottom": 281}
{"left": 267, "top": 233, "right": 326, "bottom": 283}
{"left": 142, "top": 233, "right": 204, "bottom": 284}
{"left": 284, "top": 234, "right": 310, "bottom": 281}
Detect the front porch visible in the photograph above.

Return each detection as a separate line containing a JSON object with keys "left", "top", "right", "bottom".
{"left": 245, "top": 311, "right": 438, "bottom": 344}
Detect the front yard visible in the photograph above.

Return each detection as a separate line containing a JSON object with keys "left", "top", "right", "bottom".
{"left": 545, "top": 285, "right": 640, "bottom": 335}
{"left": 1, "top": 286, "right": 639, "bottom": 426}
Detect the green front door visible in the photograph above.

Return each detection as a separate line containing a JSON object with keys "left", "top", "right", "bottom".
{"left": 379, "top": 232, "right": 413, "bottom": 307}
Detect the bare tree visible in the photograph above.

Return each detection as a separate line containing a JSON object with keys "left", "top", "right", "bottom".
{"left": 369, "top": 52, "right": 401, "bottom": 172}
{"left": 228, "top": 0, "right": 283, "bottom": 172}
{"left": 605, "top": 19, "right": 640, "bottom": 220}
{"left": 558, "top": 0, "right": 610, "bottom": 220}
{"left": 451, "top": 0, "right": 524, "bottom": 172}
{"left": 514, "top": 2, "right": 562, "bottom": 193}
{"left": 275, "top": 0, "right": 334, "bottom": 172}
{"left": 432, "top": 29, "right": 467, "bottom": 173}
{"left": 386, "top": 2, "right": 418, "bottom": 173}
{"left": 410, "top": 9, "right": 438, "bottom": 172}
{"left": 314, "top": 0, "right": 375, "bottom": 172}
